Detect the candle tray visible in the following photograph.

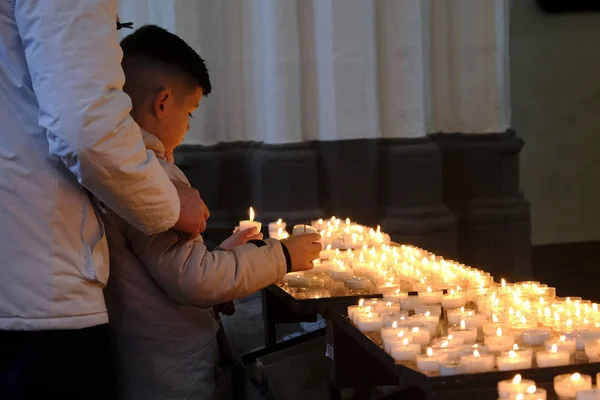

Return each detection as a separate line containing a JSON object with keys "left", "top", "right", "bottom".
{"left": 325, "top": 305, "right": 600, "bottom": 400}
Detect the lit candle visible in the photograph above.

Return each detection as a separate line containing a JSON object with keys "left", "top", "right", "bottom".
{"left": 497, "top": 374, "right": 536, "bottom": 399}
{"left": 459, "top": 343, "right": 490, "bottom": 358}
{"left": 584, "top": 338, "right": 600, "bottom": 359}
{"left": 441, "top": 288, "right": 467, "bottom": 309}
{"left": 545, "top": 335, "right": 576, "bottom": 355}
{"left": 462, "top": 311, "right": 487, "bottom": 330}
{"left": 239, "top": 207, "right": 262, "bottom": 232}
{"left": 390, "top": 338, "right": 421, "bottom": 362}
{"left": 485, "top": 328, "right": 516, "bottom": 353}
{"left": 286, "top": 275, "right": 311, "bottom": 290}
{"left": 383, "top": 330, "right": 412, "bottom": 353}
{"left": 497, "top": 350, "right": 533, "bottom": 371}
{"left": 268, "top": 218, "right": 286, "bottom": 233}
{"left": 462, "top": 349, "right": 495, "bottom": 373}
{"left": 535, "top": 344, "right": 570, "bottom": 368}
{"left": 448, "top": 307, "right": 469, "bottom": 326}
{"left": 356, "top": 311, "right": 384, "bottom": 333}
{"left": 448, "top": 320, "right": 478, "bottom": 344}
{"left": 292, "top": 224, "right": 319, "bottom": 235}
{"left": 347, "top": 299, "right": 364, "bottom": 321}
{"left": 414, "top": 304, "right": 443, "bottom": 317}
{"left": 409, "top": 327, "right": 431, "bottom": 346}
{"left": 419, "top": 287, "right": 443, "bottom": 305}
{"left": 431, "top": 338, "right": 462, "bottom": 361}
{"left": 416, "top": 347, "right": 446, "bottom": 373}
{"left": 381, "top": 321, "right": 402, "bottom": 342}
{"left": 554, "top": 373, "right": 592, "bottom": 399}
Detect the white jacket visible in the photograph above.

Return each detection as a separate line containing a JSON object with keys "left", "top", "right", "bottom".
{"left": 0, "top": 0, "right": 180, "bottom": 330}
{"left": 104, "top": 132, "right": 288, "bottom": 399}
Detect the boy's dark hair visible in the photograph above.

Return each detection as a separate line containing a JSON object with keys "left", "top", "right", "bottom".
{"left": 120, "top": 25, "right": 211, "bottom": 96}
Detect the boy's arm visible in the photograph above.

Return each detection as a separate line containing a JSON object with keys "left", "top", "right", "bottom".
{"left": 126, "top": 227, "right": 288, "bottom": 308}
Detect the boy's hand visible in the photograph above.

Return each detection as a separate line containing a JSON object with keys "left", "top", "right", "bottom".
{"left": 220, "top": 227, "right": 263, "bottom": 250}
{"left": 281, "top": 234, "right": 322, "bottom": 272}
{"left": 172, "top": 181, "right": 210, "bottom": 238}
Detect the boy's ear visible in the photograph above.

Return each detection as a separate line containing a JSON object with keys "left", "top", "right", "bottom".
{"left": 152, "top": 88, "right": 171, "bottom": 120}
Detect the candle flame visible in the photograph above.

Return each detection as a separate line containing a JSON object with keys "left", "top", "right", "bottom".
{"left": 460, "top": 320, "right": 466, "bottom": 330}
{"left": 441, "top": 340, "right": 448, "bottom": 348}
{"left": 277, "top": 218, "right": 282, "bottom": 224}
{"left": 367, "top": 312, "right": 372, "bottom": 319}
{"left": 551, "top": 344, "right": 558, "bottom": 353}
{"left": 392, "top": 321, "right": 398, "bottom": 329}
{"left": 496, "top": 327, "right": 503, "bottom": 337}
{"left": 398, "top": 331, "right": 405, "bottom": 338}
{"left": 492, "top": 314, "right": 499, "bottom": 323}
{"left": 473, "top": 349, "right": 480, "bottom": 358}
{"left": 394, "top": 289, "right": 400, "bottom": 295}
{"left": 412, "top": 327, "right": 419, "bottom": 334}
{"left": 513, "top": 374, "right": 522, "bottom": 384}
{"left": 516, "top": 395, "right": 524, "bottom": 400}
{"left": 427, "top": 287, "right": 432, "bottom": 293}
{"left": 249, "top": 207, "right": 255, "bottom": 221}
{"left": 450, "top": 289, "right": 455, "bottom": 296}
{"left": 425, "top": 311, "right": 431, "bottom": 317}
{"left": 358, "top": 299, "right": 364, "bottom": 307}
{"left": 508, "top": 350, "right": 517, "bottom": 359}
{"left": 346, "top": 218, "right": 350, "bottom": 225}
{"left": 501, "top": 279, "right": 506, "bottom": 287}
{"left": 365, "top": 306, "right": 371, "bottom": 313}
{"left": 426, "top": 347, "right": 433, "bottom": 357}
{"left": 559, "top": 335, "right": 566, "bottom": 342}
{"left": 403, "top": 338, "right": 409, "bottom": 346}
{"left": 513, "top": 343, "right": 519, "bottom": 351}
{"left": 571, "top": 373, "right": 581, "bottom": 381}
{"left": 526, "top": 386, "right": 536, "bottom": 395}
{"left": 448, "top": 335, "right": 453, "bottom": 341}
{"left": 386, "top": 302, "right": 392, "bottom": 307}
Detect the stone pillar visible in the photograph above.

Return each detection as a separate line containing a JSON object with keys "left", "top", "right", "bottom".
{"left": 429, "top": 0, "right": 531, "bottom": 280}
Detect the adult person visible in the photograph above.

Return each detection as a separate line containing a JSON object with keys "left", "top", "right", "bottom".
{"left": 0, "top": 1, "right": 208, "bottom": 399}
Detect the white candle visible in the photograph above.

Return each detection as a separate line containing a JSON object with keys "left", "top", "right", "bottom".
{"left": 345, "top": 276, "right": 370, "bottom": 291}
{"left": 584, "top": 339, "right": 600, "bottom": 359}
{"left": 536, "top": 344, "right": 570, "bottom": 368}
{"left": 415, "top": 304, "right": 443, "bottom": 317}
{"left": 431, "top": 339, "right": 462, "bottom": 361}
{"left": 374, "top": 301, "right": 401, "bottom": 314}
{"left": 383, "top": 331, "right": 412, "bottom": 353}
{"left": 292, "top": 224, "right": 318, "bottom": 235}
{"left": 521, "top": 328, "right": 551, "bottom": 346}
{"left": 502, "top": 387, "right": 547, "bottom": 400}
{"left": 410, "top": 327, "right": 431, "bottom": 347}
{"left": 431, "top": 335, "right": 465, "bottom": 348}
{"left": 330, "top": 269, "right": 353, "bottom": 282}
{"left": 381, "top": 321, "right": 404, "bottom": 342}
{"left": 282, "top": 272, "right": 303, "bottom": 283}
{"left": 390, "top": 338, "right": 421, "bottom": 362}
{"left": 554, "top": 373, "right": 592, "bottom": 399}
{"left": 399, "top": 295, "right": 422, "bottom": 311}
{"left": 347, "top": 299, "right": 365, "bottom": 321}
{"left": 498, "top": 374, "right": 536, "bottom": 399}
{"left": 441, "top": 289, "right": 467, "bottom": 309}
{"left": 440, "top": 360, "right": 466, "bottom": 376}
{"left": 459, "top": 343, "right": 490, "bottom": 358}
{"left": 356, "top": 312, "right": 384, "bottom": 332}
{"left": 416, "top": 347, "right": 446, "bottom": 373}
{"left": 419, "top": 287, "right": 443, "bottom": 305}
{"left": 287, "top": 275, "right": 311, "bottom": 289}
{"left": 463, "top": 312, "right": 487, "bottom": 330}
{"left": 239, "top": 207, "right": 262, "bottom": 232}
{"left": 485, "top": 328, "right": 516, "bottom": 353}
{"left": 577, "top": 389, "right": 600, "bottom": 400}
{"left": 268, "top": 218, "right": 286, "bottom": 232}
{"left": 449, "top": 320, "right": 478, "bottom": 344}
{"left": 384, "top": 314, "right": 410, "bottom": 328}
{"left": 545, "top": 335, "right": 576, "bottom": 355}
{"left": 497, "top": 350, "right": 532, "bottom": 371}
{"left": 462, "top": 349, "right": 495, "bottom": 373}
{"left": 447, "top": 307, "right": 469, "bottom": 326}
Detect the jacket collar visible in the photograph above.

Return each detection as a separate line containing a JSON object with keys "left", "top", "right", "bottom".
{"left": 141, "top": 129, "right": 166, "bottom": 161}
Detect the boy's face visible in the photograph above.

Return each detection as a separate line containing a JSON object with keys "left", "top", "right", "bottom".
{"left": 154, "top": 85, "right": 203, "bottom": 156}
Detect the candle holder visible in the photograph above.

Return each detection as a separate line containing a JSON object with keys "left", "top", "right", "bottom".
{"left": 554, "top": 373, "right": 592, "bottom": 399}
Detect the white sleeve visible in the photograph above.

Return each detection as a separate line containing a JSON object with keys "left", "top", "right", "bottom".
{"left": 14, "top": 0, "right": 180, "bottom": 234}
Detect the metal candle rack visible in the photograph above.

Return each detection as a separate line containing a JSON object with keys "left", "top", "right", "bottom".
{"left": 324, "top": 305, "right": 600, "bottom": 400}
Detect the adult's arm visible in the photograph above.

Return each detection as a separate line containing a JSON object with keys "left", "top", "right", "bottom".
{"left": 14, "top": 0, "right": 179, "bottom": 234}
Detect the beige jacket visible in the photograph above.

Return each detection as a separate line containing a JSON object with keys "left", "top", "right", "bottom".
{"left": 104, "top": 131, "right": 287, "bottom": 400}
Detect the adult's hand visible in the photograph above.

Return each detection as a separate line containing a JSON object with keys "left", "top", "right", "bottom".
{"left": 172, "top": 181, "right": 210, "bottom": 238}
{"left": 281, "top": 234, "right": 322, "bottom": 272}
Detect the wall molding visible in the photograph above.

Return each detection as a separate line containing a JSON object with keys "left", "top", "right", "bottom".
{"left": 177, "top": 131, "right": 530, "bottom": 277}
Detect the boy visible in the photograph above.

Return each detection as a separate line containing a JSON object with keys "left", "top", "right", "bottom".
{"left": 104, "top": 25, "right": 321, "bottom": 399}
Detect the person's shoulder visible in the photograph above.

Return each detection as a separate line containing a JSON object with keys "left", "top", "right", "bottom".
{"left": 158, "top": 159, "right": 190, "bottom": 186}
